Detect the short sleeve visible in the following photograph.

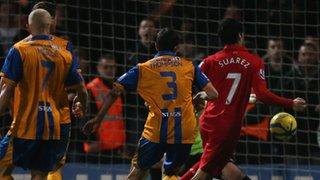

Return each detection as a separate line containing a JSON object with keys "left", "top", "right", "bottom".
{"left": 116, "top": 65, "right": 139, "bottom": 91}
{"left": 199, "top": 57, "right": 209, "bottom": 75}
{"left": 1, "top": 47, "right": 23, "bottom": 83}
{"left": 193, "top": 64, "right": 209, "bottom": 89}
{"left": 66, "top": 41, "right": 80, "bottom": 69}
{"left": 65, "top": 58, "right": 82, "bottom": 87}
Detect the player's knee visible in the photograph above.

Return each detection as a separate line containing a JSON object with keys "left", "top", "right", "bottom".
{"left": 231, "top": 171, "right": 242, "bottom": 180}
{"left": 222, "top": 163, "right": 243, "bottom": 180}
{"left": 222, "top": 170, "right": 242, "bottom": 180}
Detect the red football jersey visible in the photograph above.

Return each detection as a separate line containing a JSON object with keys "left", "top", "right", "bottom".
{"left": 200, "top": 44, "right": 293, "bottom": 121}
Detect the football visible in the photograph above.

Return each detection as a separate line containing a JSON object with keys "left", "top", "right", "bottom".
{"left": 270, "top": 112, "right": 297, "bottom": 141}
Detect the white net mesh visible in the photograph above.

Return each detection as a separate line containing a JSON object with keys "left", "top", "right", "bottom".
{"left": 0, "top": 0, "right": 319, "bottom": 179}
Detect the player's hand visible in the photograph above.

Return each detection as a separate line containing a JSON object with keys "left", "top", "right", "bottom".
{"left": 72, "top": 96, "right": 84, "bottom": 118}
{"left": 249, "top": 93, "right": 257, "bottom": 104}
{"left": 193, "top": 92, "right": 207, "bottom": 112}
{"left": 293, "top": 97, "right": 307, "bottom": 112}
{"left": 72, "top": 102, "right": 84, "bottom": 118}
{"left": 82, "top": 118, "right": 100, "bottom": 135}
{"left": 144, "top": 102, "right": 150, "bottom": 109}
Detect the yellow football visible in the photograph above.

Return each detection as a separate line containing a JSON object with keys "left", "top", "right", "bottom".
{"left": 270, "top": 112, "right": 297, "bottom": 141}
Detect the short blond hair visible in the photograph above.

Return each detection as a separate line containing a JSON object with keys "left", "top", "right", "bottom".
{"left": 28, "top": 8, "right": 51, "bottom": 33}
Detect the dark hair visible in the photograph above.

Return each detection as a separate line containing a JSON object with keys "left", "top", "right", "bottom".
{"left": 99, "top": 54, "right": 115, "bottom": 62}
{"left": 156, "top": 28, "right": 180, "bottom": 51}
{"left": 301, "top": 43, "right": 317, "bottom": 52}
{"left": 32, "top": 1, "right": 56, "bottom": 17}
{"left": 218, "top": 18, "right": 243, "bottom": 45}
{"left": 268, "top": 38, "right": 282, "bottom": 42}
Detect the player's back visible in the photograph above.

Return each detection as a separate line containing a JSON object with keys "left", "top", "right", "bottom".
{"left": 201, "top": 44, "right": 261, "bottom": 120}
{"left": 137, "top": 53, "right": 197, "bottom": 144}
{"left": 11, "top": 35, "right": 74, "bottom": 140}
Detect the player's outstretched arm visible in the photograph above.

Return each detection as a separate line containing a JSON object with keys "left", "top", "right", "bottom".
{"left": 0, "top": 78, "right": 15, "bottom": 114}
{"left": 83, "top": 65, "right": 138, "bottom": 135}
{"left": 252, "top": 59, "right": 306, "bottom": 111}
{"left": 82, "top": 84, "right": 123, "bottom": 135}
{"left": 254, "top": 84, "right": 306, "bottom": 112}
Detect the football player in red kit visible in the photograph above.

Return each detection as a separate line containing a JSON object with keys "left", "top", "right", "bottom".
{"left": 181, "top": 18, "right": 306, "bottom": 180}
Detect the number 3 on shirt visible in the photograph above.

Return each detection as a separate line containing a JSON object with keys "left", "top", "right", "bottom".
{"left": 160, "top": 71, "right": 177, "bottom": 100}
{"left": 225, "top": 73, "right": 241, "bottom": 105}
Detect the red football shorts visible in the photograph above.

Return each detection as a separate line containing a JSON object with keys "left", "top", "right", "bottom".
{"left": 198, "top": 115, "right": 242, "bottom": 176}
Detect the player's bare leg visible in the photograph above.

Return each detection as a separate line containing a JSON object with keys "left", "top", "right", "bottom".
{"left": 0, "top": 167, "right": 13, "bottom": 180}
{"left": 31, "top": 170, "right": 48, "bottom": 180}
{"left": 191, "top": 169, "right": 211, "bottom": 180}
{"left": 150, "top": 158, "right": 163, "bottom": 179}
{"left": 221, "top": 162, "right": 243, "bottom": 180}
{"left": 0, "top": 165, "right": 14, "bottom": 180}
{"left": 127, "top": 152, "right": 148, "bottom": 180}
{"left": 47, "top": 154, "right": 67, "bottom": 180}
{"left": 0, "top": 137, "right": 14, "bottom": 180}
{"left": 0, "top": 175, "right": 13, "bottom": 180}
{"left": 127, "top": 166, "right": 148, "bottom": 180}
{"left": 47, "top": 168, "right": 62, "bottom": 180}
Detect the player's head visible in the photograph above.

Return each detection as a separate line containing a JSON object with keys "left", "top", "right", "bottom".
{"left": 155, "top": 28, "right": 180, "bottom": 51}
{"left": 32, "top": 1, "right": 57, "bottom": 33}
{"left": 28, "top": 9, "right": 52, "bottom": 36}
{"left": 218, "top": 18, "right": 243, "bottom": 45}
{"left": 97, "top": 54, "right": 116, "bottom": 80}
{"left": 224, "top": 5, "right": 241, "bottom": 20}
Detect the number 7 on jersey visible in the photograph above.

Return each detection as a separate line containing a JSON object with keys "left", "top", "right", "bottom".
{"left": 225, "top": 73, "right": 241, "bottom": 105}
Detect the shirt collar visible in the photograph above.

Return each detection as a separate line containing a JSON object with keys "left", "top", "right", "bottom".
{"left": 223, "top": 43, "right": 247, "bottom": 51}
{"left": 154, "top": 50, "right": 176, "bottom": 58}
{"left": 31, "top": 35, "right": 53, "bottom": 41}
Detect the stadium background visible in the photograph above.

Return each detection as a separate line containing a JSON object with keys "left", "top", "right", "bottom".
{"left": 0, "top": 0, "right": 319, "bottom": 179}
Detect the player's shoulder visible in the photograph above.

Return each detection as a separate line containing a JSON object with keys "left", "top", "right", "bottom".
{"left": 200, "top": 51, "right": 220, "bottom": 68}
{"left": 138, "top": 58, "right": 154, "bottom": 67}
{"left": 242, "top": 51, "right": 263, "bottom": 66}
{"left": 13, "top": 35, "right": 32, "bottom": 49}
{"left": 203, "top": 49, "right": 225, "bottom": 62}
{"left": 142, "top": 55, "right": 193, "bottom": 67}
{"left": 51, "top": 35, "right": 69, "bottom": 48}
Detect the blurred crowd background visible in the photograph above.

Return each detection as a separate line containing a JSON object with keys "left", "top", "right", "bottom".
{"left": 0, "top": 0, "right": 319, "bottom": 168}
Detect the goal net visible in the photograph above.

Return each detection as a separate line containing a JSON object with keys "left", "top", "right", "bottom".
{"left": 0, "top": 0, "right": 319, "bottom": 179}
